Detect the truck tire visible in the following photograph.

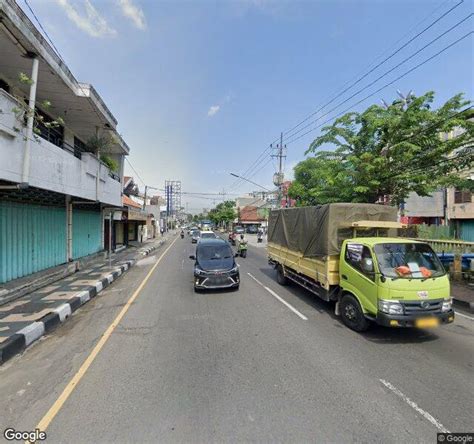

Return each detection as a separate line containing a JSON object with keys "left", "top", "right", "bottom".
{"left": 340, "top": 294, "right": 370, "bottom": 332}
{"left": 276, "top": 265, "right": 288, "bottom": 286}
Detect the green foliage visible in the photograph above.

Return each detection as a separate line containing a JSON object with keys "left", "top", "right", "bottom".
{"left": 289, "top": 92, "right": 473, "bottom": 206}
{"left": 18, "top": 72, "right": 33, "bottom": 86}
{"left": 86, "top": 134, "right": 114, "bottom": 154}
{"left": 100, "top": 154, "right": 119, "bottom": 172}
{"left": 208, "top": 201, "right": 236, "bottom": 226}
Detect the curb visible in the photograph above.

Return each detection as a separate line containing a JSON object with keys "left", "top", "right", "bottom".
{"left": 0, "top": 240, "right": 166, "bottom": 365}
{"left": 453, "top": 297, "right": 474, "bottom": 313}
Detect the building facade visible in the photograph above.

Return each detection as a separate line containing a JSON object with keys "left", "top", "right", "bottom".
{"left": 0, "top": 0, "right": 130, "bottom": 283}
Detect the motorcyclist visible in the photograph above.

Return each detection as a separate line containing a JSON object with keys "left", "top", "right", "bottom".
{"left": 180, "top": 229, "right": 184, "bottom": 238}
{"left": 237, "top": 233, "right": 248, "bottom": 257}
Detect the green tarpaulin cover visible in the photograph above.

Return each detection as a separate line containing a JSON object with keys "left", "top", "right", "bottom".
{"left": 268, "top": 203, "right": 398, "bottom": 257}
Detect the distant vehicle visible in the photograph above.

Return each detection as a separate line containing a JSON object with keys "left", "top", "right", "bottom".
{"left": 189, "top": 238, "right": 240, "bottom": 291}
{"left": 246, "top": 226, "right": 258, "bottom": 234}
{"left": 188, "top": 226, "right": 198, "bottom": 235}
{"left": 234, "top": 226, "right": 245, "bottom": 235}
{"left": 200, "top": 231, "right": 217, "bottom": 240}
{"left": 191, "top": 230, "right": 200, "bottom": 243}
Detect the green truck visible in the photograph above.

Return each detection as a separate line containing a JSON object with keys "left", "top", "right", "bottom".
{"left": 267, "top": 203, "right": 454, "bottom": 331}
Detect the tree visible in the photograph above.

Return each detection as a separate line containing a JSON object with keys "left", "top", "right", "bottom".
{"left": 289, "top": 92, "right": 474, "bottom": 206}
{"left": 208, "top": 201, "right": 236, "bottom": 227}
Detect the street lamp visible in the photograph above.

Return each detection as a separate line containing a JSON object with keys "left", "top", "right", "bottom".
{"left": 229, "top": 172, "right": 272, "bottom": 192}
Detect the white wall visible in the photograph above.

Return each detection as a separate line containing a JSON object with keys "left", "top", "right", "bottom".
{"left": 0, "top": 89, "right": 121, "bottom": 206}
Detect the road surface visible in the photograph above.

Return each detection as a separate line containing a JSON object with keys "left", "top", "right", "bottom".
{"left": 0, "top": 234, "right": 473, "bottom": 443}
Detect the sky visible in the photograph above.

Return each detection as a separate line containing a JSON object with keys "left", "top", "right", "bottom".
{"left": 25, "top": 0, "right": 473, "bottom": 213}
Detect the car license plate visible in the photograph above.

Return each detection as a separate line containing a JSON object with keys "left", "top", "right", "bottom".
{"left": 415, "top": 317, "right": 439, "bottom": 328}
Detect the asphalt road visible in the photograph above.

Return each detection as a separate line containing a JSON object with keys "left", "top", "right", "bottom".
{"left": 0, "top": 233, "right": 473, "bottom": 443}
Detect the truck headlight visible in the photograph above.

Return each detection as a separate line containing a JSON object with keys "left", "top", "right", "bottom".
{"left": 441, "top": 299, "right": 452, "bottom": 312}
{"left": 378, "top": 300, "right": 404, "bottom": 315}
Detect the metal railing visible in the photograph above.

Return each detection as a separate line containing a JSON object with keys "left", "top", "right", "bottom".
{"left": 413, "top": 238, "right": 474, "bottom": 254}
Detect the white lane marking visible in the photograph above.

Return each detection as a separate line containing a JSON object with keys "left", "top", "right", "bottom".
{"left": 455, "top": 311, "right": 474, "bottom": 321}
{"left": 379, "top": 379, "right": 450, "bottom": 433}
{"left": 247, "top": 272, "right": 308, "bottom": 321}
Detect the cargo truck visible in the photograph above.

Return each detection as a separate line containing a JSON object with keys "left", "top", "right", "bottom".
{"left": 267, "top": 204, "right": 454, "bottom": 331}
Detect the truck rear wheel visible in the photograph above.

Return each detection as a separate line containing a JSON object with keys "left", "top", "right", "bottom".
{"left": 276, "top": 265, "right": 288, "bottom": 286}
{"left": 340, "top": 294, "right": 370, "bottom": 332}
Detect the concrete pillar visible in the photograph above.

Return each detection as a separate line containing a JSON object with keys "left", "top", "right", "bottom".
{"left": 21, "top": 56, "right": 39, "bottom": 184}
{"left": 66, "top": 195, "right": 73, "bottom": 261}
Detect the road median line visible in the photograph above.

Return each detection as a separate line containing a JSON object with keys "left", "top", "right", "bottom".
{"left": 247, "top": 272, "right": 308, "bottom": 320}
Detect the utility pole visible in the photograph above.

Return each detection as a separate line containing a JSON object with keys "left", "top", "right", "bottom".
{"left": 271, "top": 132, "right": 286, "bottom": 207}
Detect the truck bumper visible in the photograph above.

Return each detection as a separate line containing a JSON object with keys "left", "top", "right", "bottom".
{"left": 375, "top": 310, "right": 455, "bottom": 328}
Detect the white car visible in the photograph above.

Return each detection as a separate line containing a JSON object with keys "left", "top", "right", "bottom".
{"left": 199, "top": 231, "right": 217, "bottom": 240}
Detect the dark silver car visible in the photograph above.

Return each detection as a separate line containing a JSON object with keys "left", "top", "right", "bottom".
{"left": 189, "top": 238, "right": 240, "bottom": 291}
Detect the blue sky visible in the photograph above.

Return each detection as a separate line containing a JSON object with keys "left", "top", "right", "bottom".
{"left": 26, "top": 0, "right": 473, "bottom": 212}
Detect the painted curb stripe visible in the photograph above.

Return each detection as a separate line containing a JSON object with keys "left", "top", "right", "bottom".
{"left": 54, "top": 304, "right": 72, "bottom": 323}
{"left": 40, "top": 312, "right": 61, "bottom": 333}
{"left": 0, "top": 334, "right": 26, "bottom": 364}
{"left": 17, "top": 322, "right": 45, "bottom": 347}
{"left": 68, "top": 297, "right": 82, "bottom": 312}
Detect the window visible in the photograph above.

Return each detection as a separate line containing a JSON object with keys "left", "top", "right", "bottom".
{"left": 454, "top": 189, "right": 472, "bottom": 204}
{"left": 374, "top": 243, "right": 445, "bottom": 279}
{"left": 345, "top": 243, "right": 375, "bottom": 279}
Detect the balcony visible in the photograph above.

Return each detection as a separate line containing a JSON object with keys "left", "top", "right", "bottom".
{"left": 0, "top": 89, "right": 122, "bottom": 207}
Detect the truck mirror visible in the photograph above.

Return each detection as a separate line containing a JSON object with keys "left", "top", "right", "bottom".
{"left": 189, "top": 255, "right": 196, "bottom": 260}
{"left": 361, "top": 258, "right": 374, "bottom": 273}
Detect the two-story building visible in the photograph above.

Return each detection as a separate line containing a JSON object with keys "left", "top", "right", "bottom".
{"left": 0, "top": 0, "right": 130, "bottom": 284}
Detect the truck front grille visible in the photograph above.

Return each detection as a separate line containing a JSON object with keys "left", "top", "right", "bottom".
{"left": 401, "top": 299, "right": 443, "bottom": 315}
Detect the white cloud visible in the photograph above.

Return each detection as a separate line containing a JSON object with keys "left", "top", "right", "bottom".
{"left": 207, "top": 105, "right": 220, "bottom": 117}
{"left": 56, "top": 0, "right": 117, "bottom": 38}
{"left": 117, "top": 0, "right": 146, "bottom": 30}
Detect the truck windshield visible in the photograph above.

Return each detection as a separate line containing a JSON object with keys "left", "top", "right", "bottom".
{"left": 374, "top": 243, "right": 445, "bottom": 279}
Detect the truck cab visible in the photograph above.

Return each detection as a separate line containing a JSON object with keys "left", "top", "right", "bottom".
{"left": 339, "top": 237, "right": 454, "bottom": 331}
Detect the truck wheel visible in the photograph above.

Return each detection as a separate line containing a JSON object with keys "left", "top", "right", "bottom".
{"left": 276, "top": 265, "right": 288, "bottom": 286}
{"left": 340, "top": 294, "right": 370, "bottom": 332}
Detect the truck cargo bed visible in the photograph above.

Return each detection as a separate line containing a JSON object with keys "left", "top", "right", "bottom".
{"left": 267, "top": 242, "right": 339, "bottom": 290}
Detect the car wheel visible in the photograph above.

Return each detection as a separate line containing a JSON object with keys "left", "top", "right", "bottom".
{"left": 276, "top": 265, "right": 288, "bottom": 286}
{"left": 340, "top": 294, "right": 370, "bottom": 332}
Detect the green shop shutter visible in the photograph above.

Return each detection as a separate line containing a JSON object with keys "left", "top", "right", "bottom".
{"left": 72, "top": 209, "right": 102, "bottom": 259}
{"left": 459, "top": 220, "right": 474, "bottom": 242}
{"left": 0, "top": 201, "right": 66, "bottom": 284}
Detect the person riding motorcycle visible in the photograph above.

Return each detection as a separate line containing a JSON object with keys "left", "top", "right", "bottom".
{"left": 180, "top": 229, "right": 184, "bottom": 239}
{"left": 237, "top": 234, "right": 248, "bottom": 257}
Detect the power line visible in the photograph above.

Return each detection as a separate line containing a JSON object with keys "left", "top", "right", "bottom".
{"left": 283, "top": 12, "right": 473, "bottom": 144}
{"left": 23, "top": 0, "right": 65, "bottom": 61}
{"left": 281, "top": 0, "right": 465, "bottom": 143}
{"left": 284, "top": 31, "right": 473, "bottom": 146}
{"left": 225, "top": 0, "right": 465, "bottom": 195}
{"left": 125, "top": 158, "right": 146, "bottom": 186}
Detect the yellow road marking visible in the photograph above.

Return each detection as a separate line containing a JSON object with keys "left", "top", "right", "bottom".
{"left": 34, "top": 236, "right": 179, "bottom": 435}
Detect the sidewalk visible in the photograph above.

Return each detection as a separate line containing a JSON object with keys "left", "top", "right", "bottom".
{"left": 0, "top": 234, "right": 173, "bottom": 365}
{"left": 451, "top": 282, "right": 474, "bottom": 313}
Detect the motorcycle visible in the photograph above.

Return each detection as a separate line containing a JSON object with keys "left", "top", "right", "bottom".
{"left": 180, "top": 231, "right": 184, "bottom": 239}
{"left": 257, "top": 233, "right": 263, "bottom": 243}
{"left": 238, "top": 240, "right": 248, "bottom": 258}
{"left": 229, "top": 232, "right": 236, "bottom": 246}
